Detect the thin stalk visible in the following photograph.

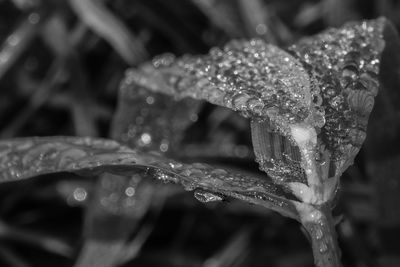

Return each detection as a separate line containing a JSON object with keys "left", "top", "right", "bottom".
{"left": 301, "top": 204, "right": 342, "bottom": 267}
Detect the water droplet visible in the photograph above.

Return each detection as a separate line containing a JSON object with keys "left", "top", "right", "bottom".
{"left": 28, "top": 13, "right": 40, "bottom": 24}
{"left": 159, "top": 139, "right": 169, "bottom": 152}
{"left": 181, "top": 180, "right": 196, "bottom": 191}
{"left": 125, "top": 187, "right": 135, "bottom": 197}
{"left": 319, "top": 241, "right": 328, "bottom": 253}
{"left": 194, "top": 189, "right": 223, "bottom": 203}
{"left": 232, "top": 93, "right": 250, "bottom": 110}
{"left": 139, "top": 133, "right": 152, "bottom": 146}
{"left": 255, "top": 24, "right": 267, "bottom": 35}
{"left": 146, "top": 96, "right": 155, "bottom": 104}
{"left": 315, "top": 227, "right": 324, "bottom": 240}
{"left": 312, "top": 94, "right": 323, "bottom": 106}
{"left": 73, "top": 187, "right": 87, "bottom": 202}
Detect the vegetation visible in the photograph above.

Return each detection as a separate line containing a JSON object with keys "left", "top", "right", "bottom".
{"left": 0, "top": 1, "right": 400, "bottom": 267}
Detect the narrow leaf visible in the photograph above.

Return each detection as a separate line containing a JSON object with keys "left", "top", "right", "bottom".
{"left": 0, "top": 137, "right": 299, "bottom": 220}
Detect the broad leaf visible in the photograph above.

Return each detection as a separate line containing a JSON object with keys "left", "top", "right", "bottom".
{"left": 121, "top": 18, "right": 388, "bottom": 205}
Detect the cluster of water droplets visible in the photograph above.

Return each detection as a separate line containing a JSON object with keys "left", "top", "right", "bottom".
{"left": 141, "top": 156, "right": 298, "bottom": 212}
{"left": 0, "top": 137, "right": 133, "bottom": 181}
{"left": 289, "top": 18, "right": 385, "bottom": 176}
{"left": 130, "top": 39, "right": 315, "bottom": 136}
{"left": 303, "top": 210, "right": 335, "bottom": 256}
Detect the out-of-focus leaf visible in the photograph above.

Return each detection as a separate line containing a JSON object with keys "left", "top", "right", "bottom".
{"left": 0, "top": 59, "right": 66, "bottom": 138}
{"left": 68, "top": 0, "right": 147, "bottom": 65}
{"left": 74, "top": 172, "right": 155, "bottom": 267}
{"left": 0, "top": 12, "right": 42, "bottom": 79}
{"left": 111, "top": 82, "right": 201, "bottom": 154}
{"left": 191, "top": 0, "right": 243, "bottom": 38}
{"left": 0, "top": 136, "right": 300, "bottom": 220}
{"left": 202, "top": 227, "right": 251, "bottom": 267}
{"left": 237, "top": 0, "right": 277, "bottom": 43}
{"left": 365, "top": 20, "right": 400, "bottom": 226}
{"left": 0, "top": 220, "right": 73, "bottom": 257}
{"left": 0, "top": 243, "right": 30, "bottom": 267}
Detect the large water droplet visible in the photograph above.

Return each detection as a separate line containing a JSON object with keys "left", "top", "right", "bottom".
{"left": 194, "top": 189, "right": 223, "bottom": 203}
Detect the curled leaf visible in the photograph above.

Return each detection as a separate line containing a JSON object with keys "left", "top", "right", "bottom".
{"left": 122, "top": 18, "right": 388, "bottom": 204}
{"left": 288, "top": 18, "right": 386, "bottom": 179}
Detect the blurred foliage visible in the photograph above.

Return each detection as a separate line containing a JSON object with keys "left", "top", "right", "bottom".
{"left": 0, "top": 0, "right": 400, "bottom": 267}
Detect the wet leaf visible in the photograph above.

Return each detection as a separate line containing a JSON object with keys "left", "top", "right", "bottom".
{"left": 123, "top": 39, "right": 312, "bottom": 127}
{"left": 288, "top": 18, "right": 386, "bottom": 180}
{"left": 0, "top": 136, "right": 299, "bottom": 220}
{"left": 122, "top": 18, "right": 388, "bottom": 205}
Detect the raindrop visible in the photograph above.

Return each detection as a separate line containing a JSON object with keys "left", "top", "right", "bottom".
{"left": 125, "top": 186, "right": 135, "bottom": 197}
{"left": 210, "top": 169, "right": 228, "bottom": 176}
{"left": 255, "top": 24, "right": 267, "bottom": 35}
{"left": 319, "top": 241, "right": 328, "bottom": 253}
{"left": 73, "top": 187, "right": 87, "bottom": 202}
{"left": 146, "top": 96, "right": 155, "bottom": 104}
{"left": 160, "top": 140, "right": 169, "bottom": 152}
{"left": 140, "top": 133, "right": 152, "bottom": 146}
{"left": 194, "top": 189, "right": 223, "bottom": 203}
{"left": 315, "top": 227, "right": 324, "bottom": 240}
{"left": 28, "top": 13, "right": 40, "bottom": 24}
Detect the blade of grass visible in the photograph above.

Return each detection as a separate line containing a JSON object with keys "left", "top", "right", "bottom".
{"left": 0, "top": 12, "right": 42, "bottom": 80}
{"left": 0, "top": 220, "right": 73, "bottom": 257}
{"left": 68, "top": 0, "right": 147, "bottom": 65}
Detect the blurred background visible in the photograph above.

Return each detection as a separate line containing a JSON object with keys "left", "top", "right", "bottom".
{"left": 0, "top": 0, "right": 400, "bottom": 266}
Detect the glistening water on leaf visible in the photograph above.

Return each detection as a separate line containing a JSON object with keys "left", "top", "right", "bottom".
{"left": 0, "top": 1, "right": 396, "bottom": 263}
{"left": 122, "top": 18, "right": 386, "bottom": 205}
{"left": 120, "top": 17, "right": 391, "bottom": 267}
{"left": 0, "top": 136, "right": 300, "bottom": 220}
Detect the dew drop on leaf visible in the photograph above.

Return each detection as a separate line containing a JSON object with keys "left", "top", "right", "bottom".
{"left": 194, "top": 189, "right": 223, "bottom": 203}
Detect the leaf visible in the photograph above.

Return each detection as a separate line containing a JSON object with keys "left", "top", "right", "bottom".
{"left": 122, "top": 40, "right": 314, "bottom": 156}
{"left": 0, "top": 136, "right": 299, "bottom": 220}
{"left": 75, "top": 172, "right": 156, "bottom": 267}
{"left": 288, "top": 18, "right": 386, "bottom": 179}
{"left": 0, "top": 11, "right": 42, "bottom": 79}
{"left": 364, "top": 20, "right": 400, "bottom": 226}
{"left": 191, "top": 0, "right": 244, "bottom": 38}
{"left": 111, "top": 81, "right": 201, "bottom": 154}
{"left": 68, "top": 0, "right": 147, "bottom": 65}
{"left": 121, "top": 18, "right": 388, "bottom": 205}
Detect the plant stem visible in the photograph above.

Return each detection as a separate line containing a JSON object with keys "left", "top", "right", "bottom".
{"left": 302, "top": 204, "right": 342, "bottom": 267}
